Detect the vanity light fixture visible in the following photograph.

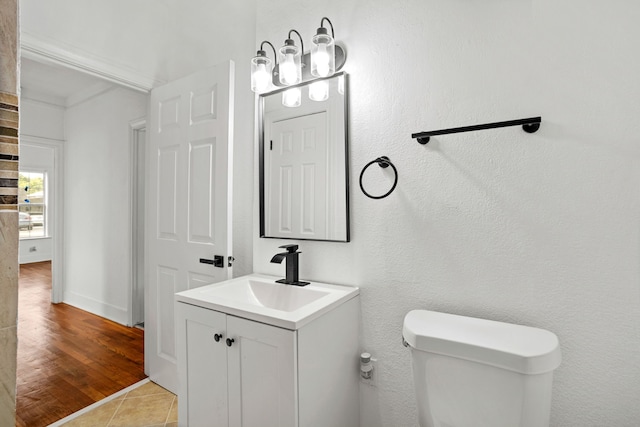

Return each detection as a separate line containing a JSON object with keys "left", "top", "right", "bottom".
{"left": 311, "top": 17, "right": 336, "bottom": 78}
{"left": 278, "top": 30, "right": 304, "bottom": 86}
{"left": 251, "top": 41, "right": 276, "bottom": 93}
{"left": 251, "top": 17, "right": 346, "bottom": 93}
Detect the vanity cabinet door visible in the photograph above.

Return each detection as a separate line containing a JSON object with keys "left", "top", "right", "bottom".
{"left": 226, "top": 315, "right": 297, "bottom": 427}
{"left": 176, "top": 302, "right": 228, "bottom": 427}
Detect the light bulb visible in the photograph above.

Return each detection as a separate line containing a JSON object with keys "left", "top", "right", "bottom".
{"left": 309, "top": 81, "right": 329, "bottom": 101}
{"left": 251, "top": 49, "right": 272, "bottom": 93}
{"left": 280, "top": 54, "right": 297, "bottom": 85}
{"left": 252, "top": 64, "right": 270, "bottom": 93}
{"left": 278, "top": 39, "right": 302, "bottom": 86}
{"left": 314, "top": 45, "right": 331, "bottom": 77}
{"left": 282, "top": 88, "right": 301, "bottom": 107}
{"left": 311, "top": 25, "right": 335, "bottom": 78}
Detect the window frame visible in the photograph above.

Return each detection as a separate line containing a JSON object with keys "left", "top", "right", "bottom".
{"left": 18, "top": 170, "right": 49, "bottom": 240}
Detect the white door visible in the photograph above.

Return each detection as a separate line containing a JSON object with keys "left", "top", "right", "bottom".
{"left": 227, "top": 316, "right": 297, "bottom": 427}
{"left": 266, "top": 112, "right": 328, "bottom": 239}
{"left": 146, "top": 61, "right": 234, "bottom": 393}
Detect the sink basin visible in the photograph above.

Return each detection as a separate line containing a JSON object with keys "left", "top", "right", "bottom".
{"left": 175, "top": 274, "right": 359, "bottom": 330}
{"left": 198, "top": 279, "right": 329, "bottom": 312}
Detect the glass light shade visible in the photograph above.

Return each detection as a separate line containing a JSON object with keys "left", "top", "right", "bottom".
{"left": 311, "top": 32, "right": 335, "bottom": 77}
{"left": 251, "top": 54, "right": 272, "bottom": 93}
{"left": 309, "top": 80, "right": 329, "bottom": 102}
{"left": 278, "top": 41, "right": 302, "bottom": 86}
{"left": 282, "top": 87, "right": 301, "bottom": 107}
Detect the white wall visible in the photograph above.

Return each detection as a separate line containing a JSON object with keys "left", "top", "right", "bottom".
{"left": 62, "top": 87, "right": 147, "bottom": 325}
{"left": 20, "top": 97, "right": 65, "bottom": 140}
{"left": 253, "top": 1, "right": 640, "bottom": 426}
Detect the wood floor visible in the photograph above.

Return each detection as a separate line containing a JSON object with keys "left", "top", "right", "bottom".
{"left": 16, "top": 261, "right": 146, "bottom": 427}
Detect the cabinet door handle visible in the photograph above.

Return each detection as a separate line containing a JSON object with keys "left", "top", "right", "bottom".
{"left": 226, "top": 338, "right": 235, "bottom": 347}
{"left": 214, "top": 333, "right": 223, "bottom": 342}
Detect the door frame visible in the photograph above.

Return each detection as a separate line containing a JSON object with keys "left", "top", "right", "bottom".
{"left": 22, "top": 46, "right": 152, "bottom": 314}
{"left": 129, "top": 118, "right": 147, "bottom": 327}
{"left": 19, "top": 135, "right": 65, "bottom": 303}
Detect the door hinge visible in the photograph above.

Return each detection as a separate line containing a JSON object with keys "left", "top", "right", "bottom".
{"left": 270, "top": 140, "right": 273, "bottom": 150}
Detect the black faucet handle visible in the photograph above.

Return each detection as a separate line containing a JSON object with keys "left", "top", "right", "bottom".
{"left": 278, "top": 244, "right": 299, "bottom": 253}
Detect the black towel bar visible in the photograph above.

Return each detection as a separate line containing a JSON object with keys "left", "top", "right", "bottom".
{"left": 412, "top": 116, "right": 542, "bottom": 144}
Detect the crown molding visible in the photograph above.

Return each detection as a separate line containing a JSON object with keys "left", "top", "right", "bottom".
{"left": 20, "top": 32, "right": 165, "bottom": 93}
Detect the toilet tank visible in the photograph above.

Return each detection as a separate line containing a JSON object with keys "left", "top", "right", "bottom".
{"left": 403, "top": 310, "right": 561, "bottom": 427}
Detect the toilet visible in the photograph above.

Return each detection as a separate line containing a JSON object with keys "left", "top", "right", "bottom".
{"left": 403, "top": 310, "right": 561, "bottom": 427}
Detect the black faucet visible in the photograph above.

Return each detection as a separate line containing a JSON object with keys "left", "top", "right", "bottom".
{"left": 270, "top": 244, "right": 310, "bottom": 286}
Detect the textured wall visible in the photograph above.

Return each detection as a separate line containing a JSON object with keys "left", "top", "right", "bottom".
{"left": 254, "top": 1, "right": 640, "bottom": 426}
{"left": 0, "top": 0, "right": 19, "bottom": 424}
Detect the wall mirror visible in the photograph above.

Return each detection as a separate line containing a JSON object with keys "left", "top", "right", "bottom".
{"left": 259, "top": 72, "right": 349, "bottom": 242}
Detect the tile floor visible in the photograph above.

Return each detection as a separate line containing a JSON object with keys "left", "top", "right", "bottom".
{"left": 59, "top": 381, "right": 177, "bottom": 427}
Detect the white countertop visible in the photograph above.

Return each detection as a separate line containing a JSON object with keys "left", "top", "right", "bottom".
{"left": 175, "top": 273, "right": 359, "bottom": 330}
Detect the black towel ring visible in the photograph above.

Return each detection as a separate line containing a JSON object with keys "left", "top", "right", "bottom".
{"left": 359, "top": 156, "right": 398, "bottom": 199}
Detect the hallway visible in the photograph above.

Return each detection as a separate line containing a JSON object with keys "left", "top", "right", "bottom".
{"left": 16, "top": 261, "right": 146, "bottom": 427}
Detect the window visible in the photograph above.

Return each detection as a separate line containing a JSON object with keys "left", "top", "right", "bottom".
{"left": 18, "top": 171, "right": 47, "bottom": 239}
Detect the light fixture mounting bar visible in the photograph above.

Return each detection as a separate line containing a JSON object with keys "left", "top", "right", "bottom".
{"left": 412, "top": 116, "right": 542, "bottom": 144}
{"left": 272, "top": 45, "right": 346, "bottom": 87}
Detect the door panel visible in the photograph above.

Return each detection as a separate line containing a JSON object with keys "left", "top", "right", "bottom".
{"left": 191, "top": 84, "right": 217, "bottom": 123}
{"left": 157, "top": 146, "right": 178, "bottom": 239}
{"left": 159, "top": 96, "right": 180, "bottom": 129}
{"left": 188, "top": 271, "right": 217, "bottom": 290}
{"left": 188, "top": 138, "right": 216, "bottom": 243}
{"left": 156, "top": 266, "right": 178, "bottom": 361}
{"left": 301, "top": 163, "right": 316, "bottom": 233}
{"left": 147, "top": 61, "right": 234, "bottom": 393}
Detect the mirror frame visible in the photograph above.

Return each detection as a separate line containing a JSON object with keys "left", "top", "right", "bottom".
{"left": 258, "top": 72, "right": 350, "bottom": 242}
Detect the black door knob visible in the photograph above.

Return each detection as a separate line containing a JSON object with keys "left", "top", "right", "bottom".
{"left": 214, "top": 333, "right": 223, "bottom": 342}
{"left": 226, "top": 338, "right": 235, "bottom": 347}
{"left": 199, "top": 256, "right": 224, "bottom": 268}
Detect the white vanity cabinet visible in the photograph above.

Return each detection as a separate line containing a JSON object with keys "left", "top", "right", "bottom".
{"left": 176, "top": 303, "right": 297, "bottom": 427}
{"left": 175, "top": 275, "right": 360, "bottom": 427}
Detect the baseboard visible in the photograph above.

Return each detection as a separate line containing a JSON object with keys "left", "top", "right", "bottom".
{"left": 19, "top": 254, "right": 52, "bottom": 264}
{"left": 63, "top": 291, "right": 129, "bottom": 326}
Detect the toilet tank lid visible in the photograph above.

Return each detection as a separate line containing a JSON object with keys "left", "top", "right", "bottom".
{"left": 403, "top": 310, "right": 561, "bottom": 375}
